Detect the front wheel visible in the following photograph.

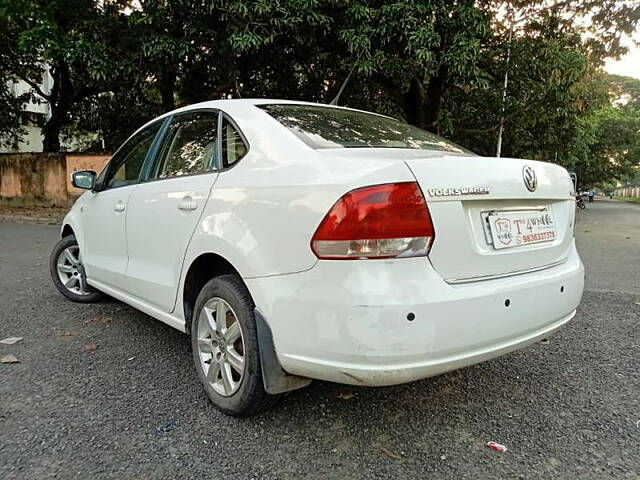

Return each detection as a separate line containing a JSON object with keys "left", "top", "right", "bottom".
{"left": 49, "top": 235, "right": 104, "bottom": 303}
{"left": 191, "top": 274, "right": 279, "bottom": 416}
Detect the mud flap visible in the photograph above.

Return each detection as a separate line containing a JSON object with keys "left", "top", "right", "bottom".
{"left": 254, "top": 309, "right": 312, "bottom": 394}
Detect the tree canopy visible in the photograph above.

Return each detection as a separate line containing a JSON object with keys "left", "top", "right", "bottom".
{"left": 0, "top": 0, "right": 638, "bottom": 186}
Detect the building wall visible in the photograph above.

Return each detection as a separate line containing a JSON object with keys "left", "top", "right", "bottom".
{"left": 615, "top": 186, "right": 640, "bottom": 197}
{"left": 1, "top": 71, "right": 100, "bottom": 154}
{"left": 3, "top": 126, "right": 45, "bottom": 153}
{"left": 0, "top": 153, "right": 111, "bottom": 207}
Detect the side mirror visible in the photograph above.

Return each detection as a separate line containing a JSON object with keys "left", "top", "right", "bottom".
{"left": 71, "top": 170, "right": 97, "bottom": 190}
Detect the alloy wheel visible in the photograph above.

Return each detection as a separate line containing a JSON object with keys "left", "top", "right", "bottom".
{"left": 196, "top": 297, "right": 246, "bottom": 396}
{"left": 56, "top": 246, "right": 91, "bottom": 296}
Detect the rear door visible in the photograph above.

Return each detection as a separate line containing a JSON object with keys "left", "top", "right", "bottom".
{"left": 406, "top": 156, "right": 575, "bottom": 283}
{"left": 124, "top": 110, "right": 222, "bottom": 312}
{"left": 125, "top": 111, "right": 248, "bottom": 312}
{"left": 82, "top": 120, "right": 163, "bottom": 289}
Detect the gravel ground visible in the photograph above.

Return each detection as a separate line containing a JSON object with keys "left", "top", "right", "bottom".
{"left": 0, "top": 199, "right": 638, "bottom": 479}
{"left": 0, "top": 205, "right": 67, "bottom": 225}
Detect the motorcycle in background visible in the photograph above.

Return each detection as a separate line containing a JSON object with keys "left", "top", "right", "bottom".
{"left": 570, "top": 172, "right": 586, "bottom": 210}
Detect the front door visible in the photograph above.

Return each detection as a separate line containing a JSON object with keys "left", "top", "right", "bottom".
{"left": 125, "top": 111, "right": 221, "bottom": 312}
{"left": 82, "top": 120, "right": 163, "bottom": 289}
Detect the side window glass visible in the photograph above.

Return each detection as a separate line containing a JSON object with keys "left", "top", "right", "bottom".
{"left": 105, "top": 122, "right": 162, "bottom": 189}
{"left": 221, "top": 117, "right": 247, "bottom": 167}
{"left": 152, "top": 111, "right": 218, "bottom": 179}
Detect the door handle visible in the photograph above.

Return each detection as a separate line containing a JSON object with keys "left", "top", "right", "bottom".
{"left": 114, "top": 201, "right": 125, "bottom": 212}
{"left": 178, "top": 196, "right": 198, "bottom": 211}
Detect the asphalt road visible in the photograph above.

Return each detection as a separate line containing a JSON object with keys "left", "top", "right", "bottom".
{"left": 1, "top": 199, "right": 638, "bottom": 479}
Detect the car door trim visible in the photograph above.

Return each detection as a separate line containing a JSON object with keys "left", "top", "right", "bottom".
{"left": 100, "top": 107, "right": 252, "bottom": 190}
{"left": 140, "top": 115, "right": 173, "bottom": 182}
{"left": 139, "top": 108, "right": 227, "bottom": 184}
{"left": 219, "top": 112, "right": 251, "bottom": 171}
{"left": 88, "top": 277, "right": 186, "bottom": 332}
{"left": 95, "top": 118, "right": 167, "bottom": 192}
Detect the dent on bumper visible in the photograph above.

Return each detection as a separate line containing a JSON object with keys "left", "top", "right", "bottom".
{"left": 281, "top": 310, "right": 576, "bottom": 386}
{"left": 246, "top": 243, "right": 584, "bottom": 386}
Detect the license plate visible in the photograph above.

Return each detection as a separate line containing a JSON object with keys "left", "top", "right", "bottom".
{"left": 487, "top": 210, "right": 556, "bottom": 249}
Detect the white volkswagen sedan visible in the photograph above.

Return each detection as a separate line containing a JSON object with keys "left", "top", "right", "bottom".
{"left": 50, "top": 99, "right": 584, "bottom": 416}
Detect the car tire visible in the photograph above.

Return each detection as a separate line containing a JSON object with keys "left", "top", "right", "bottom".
{"left": 49, "top": 234, "right": 104, "bottom": 303}
{"left": 191, "top": 274, "right": 279, "bottom": 416}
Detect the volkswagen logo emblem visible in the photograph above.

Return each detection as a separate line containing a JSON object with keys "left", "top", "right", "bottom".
{"left": 523, "top": 165, "right": 537, "bottom": 192}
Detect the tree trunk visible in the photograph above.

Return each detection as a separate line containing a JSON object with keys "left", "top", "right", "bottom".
{"left": 159, "top": 64, "right": 176, "bottom": 112}
{"left": 401, "top": 76, "right": 427, "bottom": 129}
{"left": 42, "top": 63, "right": 73, "bottom": 152}
{"left": 423, "top": 64, "right": 449, "bottom": 132}
{"left": 42, "top": 114, "right": 62, "bottom": 152}
{"left": 399, "top": 66, "right": 448, "bottom": 133}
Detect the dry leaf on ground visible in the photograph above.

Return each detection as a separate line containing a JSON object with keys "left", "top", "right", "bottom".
{"left": 337, "top": 393, "right": 355, "bottom": 400}
{"left": 378, "top": 443, "right": 401, "bottom": 459}
{"left": 1, "top": 354, "right": 19, "bottom": 364}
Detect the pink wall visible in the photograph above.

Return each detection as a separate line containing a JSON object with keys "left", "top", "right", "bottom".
{"left": 66, "top": 155, "right": 111, "bottom": 196}
{"left": 0, "top": 153, "right": 111, "bottom": 207}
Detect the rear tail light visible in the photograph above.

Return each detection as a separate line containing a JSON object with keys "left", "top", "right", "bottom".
{"left": 311, "top": 182, "right": 435, "bottom": 259}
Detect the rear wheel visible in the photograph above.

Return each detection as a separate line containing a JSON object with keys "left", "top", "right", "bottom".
{"left": 191, "top": 274, "right": 279, "bottom": 416}
{"left": 49, "top": 235, "right": 104, "bottom": 303}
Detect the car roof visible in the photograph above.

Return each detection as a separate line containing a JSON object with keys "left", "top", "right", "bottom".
{"left": 171, "top": 98, "right": 344, "bottom": 109}
{"left": 139, "top": 99, "right": 390, "bottom": 130}
{"left": 121, "top": 99, "right": 395, "bottom": 152}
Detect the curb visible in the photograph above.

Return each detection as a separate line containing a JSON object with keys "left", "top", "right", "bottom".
{"left": 0, "top": 215, "right": 62, "bottom": 225}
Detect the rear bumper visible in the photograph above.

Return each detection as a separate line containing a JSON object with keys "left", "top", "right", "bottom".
{"left": 245, "top": 242, "right": 584, "bottom": 386}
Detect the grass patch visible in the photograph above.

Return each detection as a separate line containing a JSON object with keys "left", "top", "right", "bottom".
{"left": 615, "top": 196, "right": 640, "bottom": 204}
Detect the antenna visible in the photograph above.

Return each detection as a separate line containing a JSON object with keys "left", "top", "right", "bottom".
{"left": 330, "top": 51, "right": 363, "bottom": 106}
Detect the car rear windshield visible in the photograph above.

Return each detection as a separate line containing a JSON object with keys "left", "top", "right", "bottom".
{"left": 259, "top": 104, "right": 473, "bottom": 154}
